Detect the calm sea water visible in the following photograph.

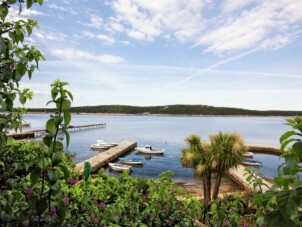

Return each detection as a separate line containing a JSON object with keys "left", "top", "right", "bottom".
{"left": 22, "top": 114, "right": 288, "bottom": 182}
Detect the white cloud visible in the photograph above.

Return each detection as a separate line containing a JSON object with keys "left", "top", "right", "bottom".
{"left": 195, "top": 1, "right": 302, "bottom": 53}
{"left": 120, "top": 40, "right": 130, "bottom": 46}
{"left": 47, "top": 3, "right": 77, "bottom": 15}
{"left": 50, "top": 48, "right": 124, "bottom": 64}
{"left": 222, "top": 0, "right": 259, "bottom": 13}
{"left": 84, "top": 15, "right": 103, "bottom": 29}
{"left": 105, "top": 19, "right": 125, "bottom": 33}
{"left": 34, "top": 31, "right": 67, "bottom": 42}
{"left": 127, "top": 30, "right": 146, "bottom": 41}
{"left": 108, "top": 0, "right": 206, "bottom": 42}
{"left": 6, "top": 7, "right": 45, "bottom": 21}
{"left": 82, "top": 31, "right": 115, "bottom": 45}
{"left": 96, "top": 34, "right": 115, "bottom": 45}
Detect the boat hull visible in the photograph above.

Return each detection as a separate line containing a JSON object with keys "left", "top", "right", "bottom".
{"left": 242, "top": 160, "right": 262, "bottom": 167}
{"left": 242, "top": 152, "right": 254, "bottom": 157}
{"left": 108, "top": 163, "right": 132, "bottom": 171}
{"left": 135, "top": 147, "right": 164, "bottom": 154}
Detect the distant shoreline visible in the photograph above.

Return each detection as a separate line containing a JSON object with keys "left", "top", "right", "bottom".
{"left": 27, "top": 111, "right": 293, "bottom": 118}
{"left": 26, "top": 104, "right": 302, "bottom": 117}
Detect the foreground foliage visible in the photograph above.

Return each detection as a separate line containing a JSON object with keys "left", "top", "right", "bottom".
{"left": 245, "top": 116, "right": 302, "bottom": 227}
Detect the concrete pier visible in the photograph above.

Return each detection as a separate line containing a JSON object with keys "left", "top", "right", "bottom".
{"left": 75, "top": 141, "right": 137, "bottom": 176}
{"left": 227, "top": 164, "right": 273, "bottom": 192}
{"left": 247, "top": 144, "right": 280, "bottom": 155}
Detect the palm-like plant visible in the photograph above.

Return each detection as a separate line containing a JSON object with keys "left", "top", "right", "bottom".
{"left": 210, "top": 132, "right": 247, "bottom": 199}
{"left": 181, "top": 134, "right": 213, "bottom": 206}
{"left": 181, "top": 132, "right": 247, "bottom": 204}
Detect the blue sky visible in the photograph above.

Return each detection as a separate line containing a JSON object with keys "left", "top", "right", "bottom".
{"left": 10, "top": 0, "right": 302, "bottom": 110}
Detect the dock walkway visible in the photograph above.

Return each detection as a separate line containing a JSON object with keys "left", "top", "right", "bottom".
{"left": 227, "top": 164, "right": 273, "bottom": 192}
{"left": 75, "top": 141, "right": 137, "bottom": 176}
{"left": 7, "top": 123, "right": 106, "bottom": 140}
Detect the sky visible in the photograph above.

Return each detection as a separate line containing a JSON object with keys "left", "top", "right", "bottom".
{"left": 9, "top": 0, "right": 302, "bottom": 110}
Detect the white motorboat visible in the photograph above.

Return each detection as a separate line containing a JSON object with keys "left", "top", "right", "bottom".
{"left": 108, "top": 163, "right": 132, "bottom": 171}
{"left": 21, "top": 120, "right": 30, "bottom": 127}
{"left": 135, "top": 145, "right": 164, "bottom": 154}
{"left": 90, "top": 140, "right": 118, "bottom": 150}
{"left": 242, "top": 152, "right": 254, "bottom": 157}
{"left": 242, "top": 159, "right": 263, "bottom": 167}
{"left": 118, "top": 157, "right": 144, "bottom": 165}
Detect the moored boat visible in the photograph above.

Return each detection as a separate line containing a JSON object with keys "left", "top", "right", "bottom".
{"left": 118, "top": 157, "right": 144, "bottom": 165}
{"left": 242, "top": 159, "right": 262, "bottom": 167}
{"left": 108, "top": 163, "right": 132, "bottom": 171}
{"left": 135, "top": 145, "right": 164, "bottom": 154}
{"left": 242, "top": 151, "right": 254, "bottom": 157}
{"left": 21, "top": 120, "right": 30, "bottom": 127}
{"left": 90, "top": 140, "right": 118, "bottom": 150}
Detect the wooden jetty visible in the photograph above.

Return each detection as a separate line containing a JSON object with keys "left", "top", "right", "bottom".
{"left": 75, "top": 141, "right": 137, "bottom": 176}
{"left": 7, "top": 123, "right": 106, "bottom": 140}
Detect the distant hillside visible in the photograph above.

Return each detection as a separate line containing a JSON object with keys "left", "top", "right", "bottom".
{"left": 28, "top": 104, "right": 302, "bottom": 116}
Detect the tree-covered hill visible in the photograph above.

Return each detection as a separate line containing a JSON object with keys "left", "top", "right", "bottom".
{"left": 28, "top": 104, "right": 302, "bottom": 116}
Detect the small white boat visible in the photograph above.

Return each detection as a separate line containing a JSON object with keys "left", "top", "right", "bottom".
{"left": 242, "top": 151, "right": 254, "bottom": 157}
{"left": 118, "top": 157, "right": 144, "bottom": 165}
{"left": 242, "top": 159, "right": 263, "bottom": 167}
{"left": 108, "top": 163, "right": 132, "bottom": 171}
{"left": 135, "top": 145, "right": 164, "bottom": 154}
{"left": 90, "top": 140, "right": 118, "bottom": 150}
{"left": 21, "top": 120, "right": 30, "bottom": 127}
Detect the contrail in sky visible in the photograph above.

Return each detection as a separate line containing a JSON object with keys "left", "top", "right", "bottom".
{"left": 162, "top": 48, "right": 259, "bottom": 90}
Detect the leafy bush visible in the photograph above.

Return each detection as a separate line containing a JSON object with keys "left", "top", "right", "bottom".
{"left": 0, "top": 139, "right": 47, "bottom": 189}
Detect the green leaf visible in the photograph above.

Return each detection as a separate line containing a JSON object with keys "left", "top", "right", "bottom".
{"left": 36, "top": 197, "right": 47, "bottom": 215}
{"left": 26, "top": 25, "right": 32, "bottom": 35}
{"left": 0, "top": 38, "right": 6, "bottom": 55}
{"left": 51, "top": 86, "right": 58, "bottom": 101}
{"left": 280, "top": 131, "right": 297, "bottom": 143}
{"left": 293, "top": 142, "right": 302, "bottom": 160}
{"left": 58, "top": 164, "right": 70, "bottom": 180}
{"left": 84, "top": 161, "right": 91, "bottom": 182}
{"left": 16, "top": 62, "right": 27, "bottom": 76}
{"left": 52, "top": 151, "right": 62, "bottom": 166}
{"left": 43, "top": 134, "right": 53, "bottom": 147}
{"left": 64, "top": 131, "right": 70, "bottom": 148}
{"left": 8, "top": 0, "right": 17, "bottom": 3}
{"left": 61, "top": 99, "right": 71, "bottom": 110}
{"left": 281, "top": 138, "right": 299, "bottom": 152}
{"left": 268, "top": 211, "right": 297, "bottom": 227}
{"left": 46, "top": 118, "right": 56, "bottom": 134}
{"left": 28, "top": 70, "right": 32, "bottom": 79}
{"left": 27, "top": 0, "right": 34, "bottom": 9}
{"left": 37, "top": 157, "right": 49, "bottom": 169}
{"left": 64, "top": 111, "right": 71, "bottom": 126}
{"left": 30, "top": 167, "right": 41, "bottom": 185}
{"left": 276, "top": 189, "right": 299, "bottom": 225}
{"left": 37, "top": 0, "right": 43, "bottom": 5}
{"left": 46, "top": 100, "right": 53, "bottom": 106}
{"left": 5, "top": 98, "right": 13, "bottom": 111}
{"left": 66, "top": 90, "right": 73, "bottom": 101}
{"left": 48, "top": 169, "right": 59, "bottom": 185}
{"left": 19, "top": 94, "right": 26, "bottom": 105}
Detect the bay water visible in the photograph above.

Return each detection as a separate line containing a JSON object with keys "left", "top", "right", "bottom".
{"left": 22, "top": 114, "right": 288, "bottom": 182}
